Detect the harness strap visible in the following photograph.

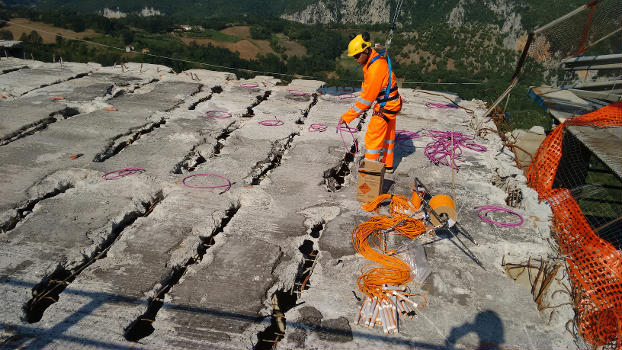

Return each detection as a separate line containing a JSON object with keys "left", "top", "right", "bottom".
{"left": 377, "top": 85, "right": 398, "bottom": 96}
{"left": 376, "top": 94, "right": 400, "bottom": 104}
{"left": 380, "top": 108, "right": 399, "bottom": 115}
{"left": 367, "top": 50, "right": 394, "bottom": 108}
{"left": 374, "top": 110, "right": 391, "bottom": 123}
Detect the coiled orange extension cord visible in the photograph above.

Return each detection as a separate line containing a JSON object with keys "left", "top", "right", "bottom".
{"left": 361, "top": 194, "right": 418, "bottom": 217}
{"left": 352, "top": 213, "right": 427, "bottom": 299}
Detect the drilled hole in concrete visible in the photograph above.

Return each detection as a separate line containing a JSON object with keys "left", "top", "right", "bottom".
{"left": 506, "top": 189, "right": 523, "bottom": 208}
{"left": 309, "top": 223, "right": 324, "bottom": 239}
{"left": 254, "top": 289, "right": 299, "bottom": 350}
{"left": 124, "top": 204, "right": 240, "bottom": 342}
{"left": 255, "top": 231, "right": 322, "bottom": 349}
{"left": 52, "top": 107, "right": 80, "bottom": 119}
{"left": 25, "top": 268, "right": 71, "bottom": 323}
{"left": 323, "top": 145, "right": 355, "bottom": 192}
{"left": 242, "top": 91, "right": 271, "bottom": 118}
{"left": 299, "top": 240, "right": 314, "bottom": 256}
{"left": 243, "top": 107, "right": 255, "bottom": 118}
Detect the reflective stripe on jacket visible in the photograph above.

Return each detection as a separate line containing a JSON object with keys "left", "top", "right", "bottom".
{"left": 342, "top": 49, "right": 402, "bottom": 124}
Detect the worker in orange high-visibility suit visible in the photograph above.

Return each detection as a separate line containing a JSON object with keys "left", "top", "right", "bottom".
{"left": 340, "top": 32, "right": 402, "bottom": 173}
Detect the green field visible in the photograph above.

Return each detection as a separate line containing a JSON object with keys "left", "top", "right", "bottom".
{"left": 180, "top": 30, "right": 241, "bottom": 43}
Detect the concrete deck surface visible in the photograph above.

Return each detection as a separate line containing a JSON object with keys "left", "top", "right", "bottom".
{"left": 0, "top": 58, "right": 576, "bottom": 350}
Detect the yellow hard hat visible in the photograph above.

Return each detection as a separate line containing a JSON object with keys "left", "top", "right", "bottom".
{"left": 347, "top": 34, "right": 371, "bottom": 57}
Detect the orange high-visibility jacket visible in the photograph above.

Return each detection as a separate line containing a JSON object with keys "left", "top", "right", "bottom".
{"left": 341, "top": 49, "right": 401, "bottom": 124}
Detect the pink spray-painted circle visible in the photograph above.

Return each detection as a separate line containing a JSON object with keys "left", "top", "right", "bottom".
{"left": 182, "top": 173, "right": 232, "bottom": 194}
{"left": 241, "top": 82, "right": 259, "bottom": 88}
{"left": 205, "top": 110, "right": 232, "bottom": 119}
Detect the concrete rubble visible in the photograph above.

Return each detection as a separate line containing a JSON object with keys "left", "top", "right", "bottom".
{"left": 0, "top": 57, "right": 577, "bottom": 350}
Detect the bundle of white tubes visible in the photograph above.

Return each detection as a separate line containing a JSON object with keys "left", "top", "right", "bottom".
{"left": 353, "top": 285, "right": 418, "bottom": 334}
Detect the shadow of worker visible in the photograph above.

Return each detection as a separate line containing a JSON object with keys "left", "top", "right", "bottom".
{"left": 444, "top": 310, "right": 505, "bottom": 350}
{"left": 392, "top": 132, "right": 418, "bottom": 171}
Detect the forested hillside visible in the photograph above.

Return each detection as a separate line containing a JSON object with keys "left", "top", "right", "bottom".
{"left": 3, "top": 0, "right": 589, "bottom": 30}
{"left": 1, "top": 0, "right": 618, "bottom": 130}
{"left": 2, "top": 0, "right": 312, "bottom": 18}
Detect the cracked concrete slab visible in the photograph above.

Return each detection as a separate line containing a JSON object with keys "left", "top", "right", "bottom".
{"left": 22, "top": 190, "right": 236, "bottom": 350}
{"left": 0, "top": 170, "right": 161, "bottom": 327}
{"left": 0, "top": 80, "right": 203, "bottom": 215}
{"left": 151, "top": 237, "right": 282, "bottom": 349}
{"left": 0, "top": 58, "right": 29, "bottom": 74}
{"left": 280, "top": 92, "right": 572, "bottom": 350}
{"left": 0, "top": 58, "right": 578, "bottom": 350}
{"left": 0, "top": 76, "right": 122, "bottom": 144}
{"left": 0, "top": 62, "right": 92, "bottom": 98}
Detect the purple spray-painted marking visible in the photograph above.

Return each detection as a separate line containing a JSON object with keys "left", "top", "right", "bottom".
{"left": 102, "top": 168, "right": 145, "bottom": 180}
{"left": 205, "top": 110, "right": 232, "bottom": 119}
{"left": 476, "top": 205, "right": 524, "bottom": 227}
{"left": 182, "top": 173, "right": 232, "bottom": 194}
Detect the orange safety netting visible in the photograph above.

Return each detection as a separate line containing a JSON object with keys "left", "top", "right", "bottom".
{"left": 526, "top": 101, "right": 622, "bottom": 348}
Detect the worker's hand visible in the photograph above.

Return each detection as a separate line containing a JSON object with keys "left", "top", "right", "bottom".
{"left": 337, "top": 115, "right": 348, "bottom": 132}
{"left": 339, "top": 113, "right": 350, "bottom": 125}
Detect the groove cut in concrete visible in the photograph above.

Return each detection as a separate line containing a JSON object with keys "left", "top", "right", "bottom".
{"left": 242, "top": 91, "right": 271, "bottom": 118}
{"left": 295, "top": 93, "right": 319, "bottom": 125}
{"left": 254, "top": 219, "right": 324, "bottom": 349}
{"left": 124, "top": 203, "right": 240, "bottom": 342}
{"left": 171, "top": 121, "right": 239, "bottom": 174}
{"left": 24, "top": 192, "right": 165, "bottom": 323}
{"left": 92, "top": 118, "right": 167, "bottom": 162}
{"left": 323, "top": 145, "right": 356, "bottom": 192}
{"left": 249, "top": 133, "right": 297, "bottom": 185}
{"left": 0, "top": 66, "right": 28, "bottom": 75}
{"left": 13, "top": 72, "right": 90, "bottom": 97}
{"left": 1, "top": 182, "right": 74, "bottom": 233}
{"left": 187, "top": 85, "right": 223, "bottom": 111}
{"left": 0, "top": 107, "right": 81, "bottom": 146}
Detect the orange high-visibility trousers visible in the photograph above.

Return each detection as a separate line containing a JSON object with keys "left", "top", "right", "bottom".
{"left": 364, "top": 112, "right": 396, "bottom": 169}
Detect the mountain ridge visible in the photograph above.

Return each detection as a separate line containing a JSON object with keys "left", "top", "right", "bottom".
{"left": 4, "top": 0, "right": 588, "bottom": 31}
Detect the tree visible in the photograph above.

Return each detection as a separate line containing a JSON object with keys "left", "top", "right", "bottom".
{"left": 121, "top": 30, "right": 135, "bottom": 45}
{"left": 250, "top": 25, "right": 270, "bottom": 40}
{"left": 21, "top": 30, "right": 43, "bottom": 44}
{"left": 0, "top": 30, "right": 13, "bottom": 40}
{"left": 68, "top": 17, "right": 86, "bottom": 32}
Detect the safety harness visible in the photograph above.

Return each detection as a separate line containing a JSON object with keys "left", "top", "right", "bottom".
{"left": 367, "top": 50, "right": 399, "bottom": 122}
